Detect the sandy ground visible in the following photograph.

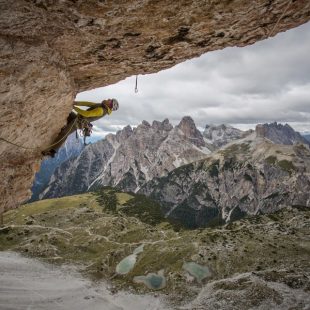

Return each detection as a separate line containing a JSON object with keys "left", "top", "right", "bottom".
{"left": 0, "top": 251, "right": 170, "bottom": 310}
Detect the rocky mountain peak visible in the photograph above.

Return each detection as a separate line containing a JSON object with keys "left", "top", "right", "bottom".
{"left": 203, "top": 124, "right": 245, "bottom": 148}
{"left": 177, "top": 116, "right": 196, "bottom": 129}
{"left": 134, "top": 119, "right": 174, "bottom": 136}
{"left": 152, "top": 119, "right": 173, "bottom": 131}
{"left": 133, "top": 120, "right": 152, "bottom": 134}
{"left": 116, "top": 125, "right": 133, "bottom": 142}
{"left": 162, "top": 118, "right": 171, "bottom": 126}
{"left": 255, "top": 122, "right": 309, "bottom": 145}
{"left": 142, "top": 120, "right": 151, "bottom": 127}
{"left": 176, "top": 116, "right": 205, "bottom": 147}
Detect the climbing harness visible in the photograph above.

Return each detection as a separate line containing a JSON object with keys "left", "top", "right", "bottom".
{"left": 135, "top": 75, "right": 138, "bottom": 93}
{"left": 77, "top": 117, "right": 93, "bottom": 145}
{"left": 82, "top": 123, "right": 93, "bottom": 145}
{"left": 267, "top": 0, "right": 293, "bottom": 37}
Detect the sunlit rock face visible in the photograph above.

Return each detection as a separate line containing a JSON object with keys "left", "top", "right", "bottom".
{"left": 1, "top": 0, "right": 310, "bottom": 211}
{"left": 0, "top": 38, "right": 74, "bottom": 212}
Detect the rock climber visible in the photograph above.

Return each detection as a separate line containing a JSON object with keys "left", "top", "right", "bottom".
{"left": 42, "top": 99, "right": 119, "bottom": 157}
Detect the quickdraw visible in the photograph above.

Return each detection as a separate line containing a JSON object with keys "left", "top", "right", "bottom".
{"left": 77, "top": 117, "right": 93, "bottom": 145}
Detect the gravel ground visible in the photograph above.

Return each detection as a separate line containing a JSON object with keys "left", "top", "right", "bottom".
{"left": 0, "top": 251, "right": 169, "bottom": 310}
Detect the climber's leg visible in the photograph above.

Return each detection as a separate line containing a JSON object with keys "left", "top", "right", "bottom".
{"left": 42, "top": 113, "right": 77, "bottom": 157}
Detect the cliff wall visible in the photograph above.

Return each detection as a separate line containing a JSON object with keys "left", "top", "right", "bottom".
{"left": 1, "top": 0, "right": 310, "bottom": 211}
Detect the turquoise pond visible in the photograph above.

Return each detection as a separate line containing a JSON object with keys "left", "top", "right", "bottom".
{"left": 133, "top": 271, "right": 166, "bottom": 290}
{"left": 116, "top": 245, "right": 144, "bottom": 275}
{"left": 133, "top": 244, "right": 144, "bottom": 255}
{"left": 182, "top": 262, "right": 212, "bottom": 283}
{"left": 116, "top": 254, "right": 137, "bottom": 275}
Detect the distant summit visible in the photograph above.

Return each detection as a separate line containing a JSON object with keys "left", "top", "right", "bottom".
{"left": 176, "top": 116, "right": 205, "bottom": 148}
{"left": 255, "top": 122, "right": 310, "bottom": 145}
{"left": 203, "top": 124, "right": 249, "bottom": 147}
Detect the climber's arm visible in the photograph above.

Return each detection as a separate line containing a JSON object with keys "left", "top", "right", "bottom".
{"left": 73, "top": 106, "right": 104, "bottom": 118}
{"left": 73, "top": 101, "right": 97, "bottom": 107}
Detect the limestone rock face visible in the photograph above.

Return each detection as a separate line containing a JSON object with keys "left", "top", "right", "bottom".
{"left": 0, "top": 38, "right": 74, "bottom": 212}
{"left": 176, "top": 116, "right": 205, "bottom": 148}
{"left": 1, "top": 0, "right": 310, "bottom": 211}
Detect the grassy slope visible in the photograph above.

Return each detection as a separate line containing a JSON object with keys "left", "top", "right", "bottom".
{"left": 1, "top": 191, "right": 309, "bottom": 304}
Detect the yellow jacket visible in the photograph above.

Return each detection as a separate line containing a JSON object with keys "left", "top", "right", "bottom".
{"left": 73, "top": 101, "right": 112, "bottom": 118}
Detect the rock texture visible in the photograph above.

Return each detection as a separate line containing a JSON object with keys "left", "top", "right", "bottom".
{"left": 41, "top": 117, "right": 210, "bottom": 198}
{"left": 185, "top": 270, "right": 310, "bottom": 310}
{"left": 1, "top": 0, "right": 310, "bottom": 211}
{"left": 140, "top": 132, "right": 310, "bottom": 228}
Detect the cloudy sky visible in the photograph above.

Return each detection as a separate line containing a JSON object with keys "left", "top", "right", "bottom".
{"left": 76, "top": 21, "right": 310, "bottom": 139}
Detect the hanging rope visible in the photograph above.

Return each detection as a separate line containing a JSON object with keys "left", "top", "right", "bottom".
{"left": 0, "top": 137, "right": 39, "bottom": 150}
{"left": 134, "top": 75, "right": 138, "bottom": 93}
{"left": 0, "top": 117, "right": 78, "bottom": 152}
{"left": 267, "top": 0, "right": 293, "bottom": 37}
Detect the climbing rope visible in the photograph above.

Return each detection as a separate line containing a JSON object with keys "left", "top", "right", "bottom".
{"left": 267, "top": 0, "right": 293, "bottom": 37}
{"left": 0, "top": 137, "right": 38, "bottom": 150}
{"left": 0, "top": 117, "right": 78, "bottom": 152}
{"left": 134, "top": 75, "right": 138, "bottom": 93}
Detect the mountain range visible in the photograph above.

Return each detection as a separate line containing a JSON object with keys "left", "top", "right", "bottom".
{"left": 35, "top": 119, "right": 310, "bottom": 228}
{"left": 256, "top": 122, "right": 310, "bottom": 145}
{"left": 40, "top": 117, "right": 213, "bottom": 199}
{"left": 140, "top": 128, "right": 310, "bottom": 228}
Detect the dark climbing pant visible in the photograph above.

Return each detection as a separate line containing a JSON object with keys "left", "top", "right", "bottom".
{"left": 43, "top": 112, "right": 78, "bottom": 153}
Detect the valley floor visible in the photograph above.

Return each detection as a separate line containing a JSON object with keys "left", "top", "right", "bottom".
{"left": 0, "top": 191, "right": 309, "bottom": 309}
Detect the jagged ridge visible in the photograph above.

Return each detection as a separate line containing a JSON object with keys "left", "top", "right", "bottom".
{"left": 41, "top": 117, "right": 211, "bottom": 199}
{"left": 140, "top": 131, "right": 310, "bottom": 228}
